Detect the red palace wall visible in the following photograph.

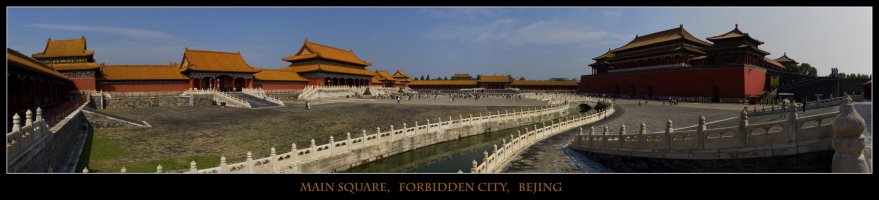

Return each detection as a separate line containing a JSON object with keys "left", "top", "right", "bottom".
{"left": 98, "top": 82, "right": 189, "bottom": 92}
{"left": 256, "top": 82, "right": 307, "bottom": 90}
{"left": 71, "top": 77, "right": 96, "bottom": 91}
{"left": 306, "top": 78, "right": 324, "bottom": 86}
{"left": 579, "top": 66, "right": 766, "bottom": 98}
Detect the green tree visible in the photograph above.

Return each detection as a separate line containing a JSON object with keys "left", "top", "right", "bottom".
{"left": 420, "top": 75, "right": 425, "bottom": 80}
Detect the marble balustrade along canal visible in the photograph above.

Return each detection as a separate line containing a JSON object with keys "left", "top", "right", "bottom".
{"left": 94, "top": 93, "right": 602, "bottom": 173}
{"left": 568, "top": 95, "right": 869, "bottom": 173}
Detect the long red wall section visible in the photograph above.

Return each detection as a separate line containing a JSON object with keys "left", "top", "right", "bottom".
{"left": 71, "top": 77, "right": 96, "bottom": 91}
{"left": 579, "top": 66, "right": 766, "bottom": 98}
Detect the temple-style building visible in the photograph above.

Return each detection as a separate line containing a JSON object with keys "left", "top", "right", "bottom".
{"left": 179, "top": 48, "right": 260, "bottom": 91}
{"left": 374, "top": 70, "right": 398, "bottom": 88}
{"left": 31, "top": 36, "right": 102, "bottom": 91}
{"left": 581, "top": 24, "right": 784, "bottom": 103}
{"left": 281, "top": 39, "right": 376, "bottom": 86}
{"left": 451, "top": 73, "right": 474, "bottom": 80}
{"left": 391, "top": 70, "right": 411, "bottom": 88}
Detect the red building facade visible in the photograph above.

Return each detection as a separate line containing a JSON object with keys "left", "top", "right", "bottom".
{"left": 580, "top": 25, "right": 784, "bottom": 102}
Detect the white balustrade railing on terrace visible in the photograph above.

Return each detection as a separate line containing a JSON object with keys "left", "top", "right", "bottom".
{"left": 182, "top": 88, "right": 251, "bottom": 108}
{"left": 241, "top": 88, "right": 285, "bottom": 106}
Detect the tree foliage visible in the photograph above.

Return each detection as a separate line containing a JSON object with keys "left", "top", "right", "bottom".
{"left": 785, "top": 63, "right": 818, "bottom": 76}
{"left": 838, "top": 73, "right": 872, "bottom": 79}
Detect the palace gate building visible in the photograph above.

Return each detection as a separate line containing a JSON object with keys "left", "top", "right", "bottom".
{"left": 580, "top": 24, "right": 790, "bottom": 103}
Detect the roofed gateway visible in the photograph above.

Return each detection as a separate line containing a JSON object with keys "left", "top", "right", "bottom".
{"left": 281, "top": 39, "right": 376, "bottom": 87}
{"left": 180, "top": 48, "right": 260, "bottom": 92}
{"left": 581, "top": 24, "right": 801, "bottom": 103}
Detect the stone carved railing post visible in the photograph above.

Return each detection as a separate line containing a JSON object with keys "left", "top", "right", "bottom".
{"left": 739, "top": 109, "right": 749, "bottom": 146}
{"left": 619, "top": 124, "right": 626, "bottom": 148}
{"left": 831, "top": 95, "right": 869, "bottom": 173}
{"left": 589, "top": 126, "right": 596, "bottom": 147}
{"left": 471, "top": 160, "right": 478, "bottom": 173}
{"left": 346, "top": 132, "right": 352, "bottom": 152}
{"left": 25, "top": 109, "right": 33, "bottom": 127}
{"left": 329, "top": 136, "right": 335, "bottom": 154}
{"left": 389, "top": 125, "right": 395, "bottom": 142}
{"left": 482, "top": 151, "right": 489, "bottom": 173}
{"left": 12, "top": 113, "right": 20, "bottom": 132}
{"left": 190, "top": 160, "right": 198, "bottom": 173}
{"left": 375, "top": 127, "right": 381, "bottom": 142}
{"left": 788, "top": 102, "right": 799, "bottom": 143}
{"left": 220, "top": 156, "right": 228, "bottom": 173}
{"left": 156, "top": 164, "right": 163, "bottom": 173}
{"left": 361, "top": 130, "right": 367, "bottom": 147}
{"left": 120, "top": 167, "right": 126, "bottom": 173}
{"left": 270, "top": 147, "right": 278, "bottom": 173}
{"left": 665, "top": 120, "right": 673, "bottom": 149}
{"left": 697, "top": 115, "right": 706, "bottom": 149}
{"left": 35, "top": 107, "right": 42, "bottom": 121}
{"left": 310, "top": 139, "right": 317, "bottom": 157}
{"left": 246, "top": 151, "right": 255, "bottom": 173}
{"left": 639, "top": 122, "right": 646, "bottom": 148}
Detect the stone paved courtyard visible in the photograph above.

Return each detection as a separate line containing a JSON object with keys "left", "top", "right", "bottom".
{"left": 80, "top": 98, "right": 549, "bottom": 172}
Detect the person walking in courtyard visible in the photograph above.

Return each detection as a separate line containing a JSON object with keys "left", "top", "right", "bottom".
{"left": 305, "top": 101, "right": 311, "bottom": 110}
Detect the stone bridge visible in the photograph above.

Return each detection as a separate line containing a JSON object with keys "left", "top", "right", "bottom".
{"left": 568, "top": 95, "right": 870, "bottom": 173}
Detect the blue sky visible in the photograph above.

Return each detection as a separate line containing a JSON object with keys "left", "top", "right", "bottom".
{"left": 7, "top": 7, "right": 872, "bottom": 79}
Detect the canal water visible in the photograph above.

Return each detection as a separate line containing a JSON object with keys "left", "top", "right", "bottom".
{"left": 345, "top": 111, "right": 594, "bottom": 173}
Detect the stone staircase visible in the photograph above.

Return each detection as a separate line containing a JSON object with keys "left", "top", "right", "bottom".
{"left": 230, "top": 92, "right": 284, "bottom": 108}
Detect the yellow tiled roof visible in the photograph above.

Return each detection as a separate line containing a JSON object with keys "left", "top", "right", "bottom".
{"left": 282, "top": 39, "right": 371, "bottom": 66}
{"left": 48, "top": 62, "right": 102, "bottom": 71}
{"left": 8, "top": 48, "right": 70, "bottom": 80}
{"left": 478, "top": 75, "right": 513, "bottom": 83}
{"left": 181, "top": 48, "right": 259, "bottom": 73}
{"left": 371, "top": 76, "right": 382, "bottom": 84}
{"left": 100, "top": 65, "right": 189, "bottom": 81}
{"left": 451, "top": 73, "right": 472, "bottom": 78}
{"left": 612, "top": 25, "right": 712, "bottom": 53}
{"left": 375, "top": 70, "right": 396, "bottom": 81}
{"left": 775, "top": 53, "right": 796, "bottom": 63}
{"left": 764, "top": 57, "right": 785, "bottom": 69}
{"left": 512, "top": 80, "right": 579, "bottom": 86}
{"left": 409, "top": 80, "right": 478, "bottom": 86}
{"left": 254, "top": 69, "right": 308, "bottom": 82}
{"left": 283, "top": 63, "right": 377, "bottom": 77}
{"left": 706, "top": 25, "right": 764, "bottom": 44}
{"left": 392, "top": 70, "right": 410, "bottom": 79}
{"left": 32, "top": 36, "right": 94, "bottom": 58}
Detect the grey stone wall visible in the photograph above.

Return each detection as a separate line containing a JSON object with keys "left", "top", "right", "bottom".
{"left": 105, "top": 94, "right": 213, "bottom": 108}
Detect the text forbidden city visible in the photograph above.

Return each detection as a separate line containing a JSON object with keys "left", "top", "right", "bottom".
{"left": 6, "top": 8, "right": 872, "bottom": 175}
